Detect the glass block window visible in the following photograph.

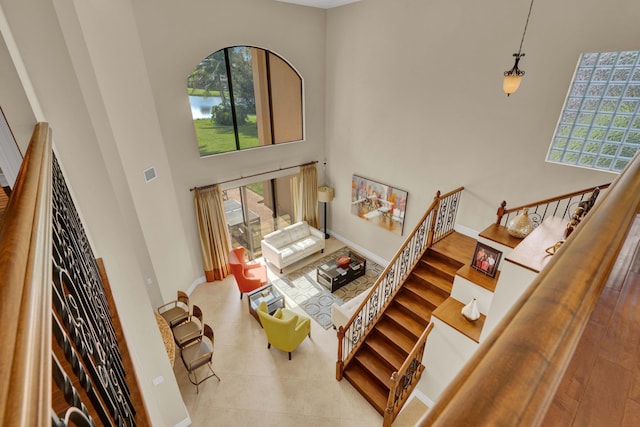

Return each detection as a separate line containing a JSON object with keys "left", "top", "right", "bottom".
{"left": 547, "top": 51, "right": 640, "bottom": 173}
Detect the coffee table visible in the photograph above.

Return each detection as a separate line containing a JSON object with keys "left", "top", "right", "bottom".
{"left": 316, "top": 251, "right": 367, "bottom": 292}
{"left": 248, "top": 284, "right": 285, "bottom": 324}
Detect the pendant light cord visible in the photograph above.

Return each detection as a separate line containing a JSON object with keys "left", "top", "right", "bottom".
{"left": 517, "top": 0, "right": 535, "bottom": 55}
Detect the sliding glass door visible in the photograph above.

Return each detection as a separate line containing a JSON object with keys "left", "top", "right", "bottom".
{"left": 224, "top": 174, "right": 295, "bottom": 259}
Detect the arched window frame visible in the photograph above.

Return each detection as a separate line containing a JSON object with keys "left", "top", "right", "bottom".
{"left": 187, "top": 46, "right": 305, "bottom": 157}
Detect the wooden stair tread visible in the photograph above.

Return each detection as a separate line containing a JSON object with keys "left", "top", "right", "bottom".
{"left": 456, "top": 264, "right": 500, "bottom": 293}
{"left": 395, "top": 291, "right": 437, "bottom": 320}
{"left": 430, "top": 232, "right": 477, "bottom": 266}
{"left": 479, "top": 223, "right": 522, "bottom": 249}
{"left": 375, "top": 319, "right": 416, "bottom": 354}
{"left": 385, "top": 306, "right": 427, "bottom": 338}
{"left": 343, "top": 364, "right": 388, "bottom": 415}
{"left": 432, "top": 297, "right": 485, "bottom": 343}
{"left": 409, "top": 268, "right": 453, "bottom": 294}
{"left": 366, "top": 333, "right": 406, "bottom": 370}
{"left": 421, "top": 251, "right": 461, "bottom": 277}
{"left": 402, "top": 280, "right": 448, "bottom": 303}
{"left": 354, "top": 348, "right": 395, "bottom": 388}
{"left": 420, "top": 259, "right": 456, "bottom": 282}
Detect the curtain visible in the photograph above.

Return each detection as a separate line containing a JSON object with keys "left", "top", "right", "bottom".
{"left": 194, "top": 185, "right": 232, "bottom": 282}
{"left": 292, "top": 164, "right": 319, "bottom": 228}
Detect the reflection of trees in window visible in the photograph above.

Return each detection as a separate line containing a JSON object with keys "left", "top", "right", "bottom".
{"left": 225, "top": 175, "right": 295, "bottom": 260}
{"left": 187, "top": 46, "right": 303, "bottom": 157}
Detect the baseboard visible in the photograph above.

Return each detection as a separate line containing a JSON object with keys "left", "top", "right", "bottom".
{"left": 409, "top": 387, "right": 435, "bottom": 409}
{"left": 173, "top": 416, "right": 192, "bottom": 427}
{"left": 186, "top": 276, "right": 206, "bottom": 295}
{"left": 454, "top": 224, "right": 479, "bottom": 239}
{"left": 328, "top": 230, "right": 389, "bottom": 267}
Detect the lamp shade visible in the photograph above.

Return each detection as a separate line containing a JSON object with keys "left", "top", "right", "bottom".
{"left": 317, "top": 186, "right": 334, "bottom": 203}
{"left": 503, "top": 74, "right": 523, "bottom": 96}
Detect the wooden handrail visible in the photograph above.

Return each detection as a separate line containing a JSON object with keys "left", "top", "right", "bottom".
{"left": 0, "top": 122, "right": 52, "bottom": 426}
{"left": 420, "top": 157, "right": 640, "bottom": 425}
{"left": 496, "top": 182, "right": 610, "bottom": 225}
{"left": 383, "top": 322, "right": 434, "bottom": 427}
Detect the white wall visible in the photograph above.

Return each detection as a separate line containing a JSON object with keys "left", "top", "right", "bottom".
{"left": 132, "top": 0, "right": 328, "bottom": 278}
{"left": 0, "top": 25, "right": 35, "bottom": 158}
{"left": 324, "top": 0, "right": 638, "bottom": 260}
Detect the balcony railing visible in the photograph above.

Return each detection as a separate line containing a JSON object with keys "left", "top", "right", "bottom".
{"left": 0, "top": 123, "right": 149, "bottom": 426}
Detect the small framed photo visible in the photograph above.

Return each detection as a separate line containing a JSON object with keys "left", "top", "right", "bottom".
{"left": 471, "top": 242, "right": 502, "bottom": 278}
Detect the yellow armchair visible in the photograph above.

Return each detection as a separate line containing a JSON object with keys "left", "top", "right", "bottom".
{"left": 257, "top": 301, "right": 311, "bottom": 360}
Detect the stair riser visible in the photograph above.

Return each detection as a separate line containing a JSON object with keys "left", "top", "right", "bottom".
{"left": 399, "top": 284, "right": 444, "bottom": 310}
{"left": 343, "top": 372, "right": 387, "bottom": 415}
{"left": 425, "top": 248, "right": 465, "bottom": 270}
{"left": 374, "top": 322, "right": 414, "bottom": 356}
{"left": 354, "top": 351, "right": 394, "bottom": 389}
{"left": 384, "top": 308, "right": 427, "bottom": 339}
{"left": 419, "top": 260, "right": 456, "bottom": 282}
{"left": 366, "top": 334, "right": 406, "bottom": 371}
{"left": 407, "top": 273, "right": 452, "bottom": 297}
{"left": 390, "top": 299, "right": 431, "bottom": 324}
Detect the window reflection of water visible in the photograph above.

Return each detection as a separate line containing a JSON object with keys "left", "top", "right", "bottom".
{"left": 188, "top": 95, "right": 222, "bottom": 120}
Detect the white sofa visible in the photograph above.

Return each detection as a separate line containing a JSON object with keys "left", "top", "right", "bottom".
{"left": 261, "top": 221, "right": 325, "bottom": 273}
{"left": 331, "top": 289, "right": 369, "bottom": 330}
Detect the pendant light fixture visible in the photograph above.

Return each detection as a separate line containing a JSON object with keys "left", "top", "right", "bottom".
{"left": 503, "top": 0, "right": 535, "bottom": 96}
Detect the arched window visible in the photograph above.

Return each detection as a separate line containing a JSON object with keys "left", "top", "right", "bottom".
{"left": 187, "top": 46, "right": 304, "bottom": 157}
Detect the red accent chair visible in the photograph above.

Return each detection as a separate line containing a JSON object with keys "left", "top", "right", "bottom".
{"left": 228, "top": 247, "right": 268, "bottom": 299}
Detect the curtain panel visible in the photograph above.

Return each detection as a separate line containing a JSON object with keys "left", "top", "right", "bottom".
{"left": 292, "top": 164, "right": 319, "bottom": 228}
{"left": 194, "top": 186, "right": 232, "bottom": 282}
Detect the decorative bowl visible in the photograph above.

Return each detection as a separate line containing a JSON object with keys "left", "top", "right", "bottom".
{"left": 336, "top": 256, "right": 351, "bottom": 268}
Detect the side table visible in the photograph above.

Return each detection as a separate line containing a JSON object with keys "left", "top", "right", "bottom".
{"left": 248, "top": 284, "right": 285, "bottom": 325}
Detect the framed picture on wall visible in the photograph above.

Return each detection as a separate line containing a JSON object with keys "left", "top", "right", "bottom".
{"left": 471, "top": 242, "right": 502, "bottom": 278}
{"left": 350, "top": 175, "right": 408, "bottom": 236}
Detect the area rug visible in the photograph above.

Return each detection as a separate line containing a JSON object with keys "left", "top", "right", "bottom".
{"left": 268, "top": 248, "right": 384, "bottom": 329}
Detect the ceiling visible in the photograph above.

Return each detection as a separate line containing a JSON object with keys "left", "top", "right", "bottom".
{"left": 275, "top": 0, "right": 360, "bottom": 9}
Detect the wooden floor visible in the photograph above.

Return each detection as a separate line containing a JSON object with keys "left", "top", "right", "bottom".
{"left": 543, "top": 215, "right": 640, "bottom": 426}
{"left": 0, "top": 188, "right": 8, "bottom": 223}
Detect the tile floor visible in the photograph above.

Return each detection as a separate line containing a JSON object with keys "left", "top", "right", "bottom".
{"left": 173, "top": 240, "right": 384, "bottom": 426}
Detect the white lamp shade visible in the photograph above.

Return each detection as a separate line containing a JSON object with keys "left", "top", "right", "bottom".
{"left": 318, "top": 186, "right": 334, "bottom": 203}
{"left": 503, "top": 74, "right": 523, "bottom": 96}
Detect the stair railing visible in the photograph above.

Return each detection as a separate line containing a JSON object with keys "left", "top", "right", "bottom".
{"left": 336, "top": 187, "right": 464, "bottom": 380}
{"left": 383, "top": 322, "right": 434, "bottom": 427}
{"left": 419, "top": 156, "right": 640, "bottom": 425}
{"left": 496, "top": 182, "right": 610, "bottom": 228}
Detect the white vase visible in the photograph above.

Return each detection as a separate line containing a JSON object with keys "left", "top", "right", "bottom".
{"left": 507, "top": 208, "right": 534, "bottom": 238}
{"left": 461, "top": 298, "right": 480, "bottom": 322}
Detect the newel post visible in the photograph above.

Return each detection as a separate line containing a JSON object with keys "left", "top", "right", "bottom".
{"left": 336, "top": 326, "right": 345, "bottom": 380}
{"left": 383, "top": 371, "right": 400, "bottom": 427}
{"left": 426, "top": 191, "right": 441, "bottom": 247}
{"left": 496, "top": 200, "right": 507, "bottom": 225}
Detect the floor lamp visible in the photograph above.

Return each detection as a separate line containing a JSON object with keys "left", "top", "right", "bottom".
{"left": 317, "top": 186, "right": 334, "bottom": 239}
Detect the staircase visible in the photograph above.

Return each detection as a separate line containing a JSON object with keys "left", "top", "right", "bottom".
{"left": 343, "top": 231, "right": 476, "bottom": 414}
